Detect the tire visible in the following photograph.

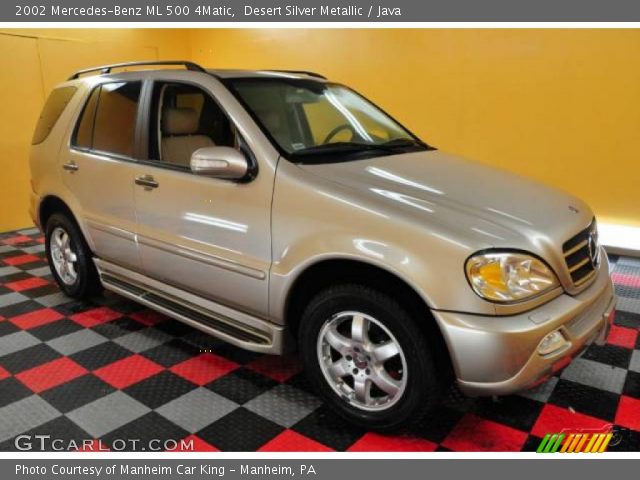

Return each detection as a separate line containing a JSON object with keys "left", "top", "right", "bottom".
{"left": 299, "top": 284, "right": 440, "bottom": 431}
{"left": 45, "top": 213, "right": 102, "bottom": 299}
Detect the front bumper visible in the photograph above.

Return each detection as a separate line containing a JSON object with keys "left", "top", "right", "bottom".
{"left": 433, "top": 252, "right": 616, "bottom": 396}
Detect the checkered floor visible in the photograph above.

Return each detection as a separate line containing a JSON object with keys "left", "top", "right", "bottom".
{"left": 0, "top": 227, "right": 638, "bottom": 452}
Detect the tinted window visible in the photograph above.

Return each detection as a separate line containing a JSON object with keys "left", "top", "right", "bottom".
{"left": 73, "top": 82, "right": 141, "bottom": 157}
{"left": 32, "top": 86, "right": 77, "bottom": 145}
{"left": 73, "top": 87, "right": 99, "bottom": 149}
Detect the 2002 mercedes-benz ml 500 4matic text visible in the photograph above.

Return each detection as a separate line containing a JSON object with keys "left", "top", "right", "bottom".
{"left": 30, "top": 61, "right": 616, "bottom": 429}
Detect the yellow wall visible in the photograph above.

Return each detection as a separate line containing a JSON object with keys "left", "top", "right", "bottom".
{"left": 0, "top": 29, "right": 190, "bottom": 231}
{"left": 1, "top": 29, "right": 638, "bottom": 231}
{"left": 190, "top": 29, "right": 640, "bottom": 228}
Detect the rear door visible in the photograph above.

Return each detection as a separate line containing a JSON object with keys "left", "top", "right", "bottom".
{"left": 60, "top": 80, "right": 143, "bottom": 270}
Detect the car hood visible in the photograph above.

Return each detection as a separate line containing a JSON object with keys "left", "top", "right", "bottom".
{"left": 297, "top": 150, "right": 594, "bottom": 249}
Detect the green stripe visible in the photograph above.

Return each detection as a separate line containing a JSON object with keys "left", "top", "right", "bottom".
{"left": 537, "top": 434, "right": 551, "bottom": 453}
{"left": 550, "top": 433, "right": 565, "bottom": 453}
{"left": 543, "top": 434, "right": 558, "bottom": 453}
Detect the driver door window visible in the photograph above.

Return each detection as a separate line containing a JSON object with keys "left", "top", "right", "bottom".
{"left": 147, "top": 82, "right": 238, "bottom": 169}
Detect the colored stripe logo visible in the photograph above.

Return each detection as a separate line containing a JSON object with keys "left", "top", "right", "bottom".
{"left": 537, "top": 431, "right": 613, "bottom": 453}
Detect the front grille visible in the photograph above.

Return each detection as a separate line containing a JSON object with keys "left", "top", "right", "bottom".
{"left": 562, "top": 218, "right": 600, "bottom": 287}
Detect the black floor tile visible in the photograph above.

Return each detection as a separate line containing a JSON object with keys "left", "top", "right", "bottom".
{"left": 142, "top": 339, "right": 202, "bottom": 367}
{"left": 70, "top": 342, "right": 132, "bottom": 371}
{"left": 548, "top": 379, "right": 620, "bottom": 422}
{"left": 40, "top": 374, "right": 115, "bottom": 413}
{"left": 0, "top": 343, "right": 61, "bottom": 374}
{"left": 102, "top": 412, "right": 188, "bottom": 451}
{"left": 582, "top": 344, "right": 632, "bottom": 370}
{"left": 292, "top": 405, "right": 366, "bottom": 451}
{"left": 124, "top": 371, "right": 196, "bottom": 409}
{"left": 197, "top": 408, "right": 284, "bottom": 451}
{"left": 29, "top": 319, "right": 83, "bottom": 342}
{"left": 622, "top": 370, "right": 640, "bottom": 399}
{"left": 207, "top": 367, "right": 278, "bottom": 405}
{"left": 0, "top": 377, "right": 33, "bottom": 407}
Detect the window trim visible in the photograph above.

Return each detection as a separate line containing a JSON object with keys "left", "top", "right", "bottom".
{"left": 70, "top": 80, "right": 144, "bottom": 163}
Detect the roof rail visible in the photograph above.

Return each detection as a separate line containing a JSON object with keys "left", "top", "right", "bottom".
{"left": 68, "top": 61, "right": 206, "bottom": 80}
{"left": 267, "top": 70, "right": 327, "bottom": 79}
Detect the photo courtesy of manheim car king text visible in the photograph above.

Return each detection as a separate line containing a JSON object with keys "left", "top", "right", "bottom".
{"left": 0, "top": 0, "right": 638, "bottom": 477}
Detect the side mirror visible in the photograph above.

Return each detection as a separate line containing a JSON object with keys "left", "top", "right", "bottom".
{"left": 190, "top": 146, "right": 249, "bottom": 180}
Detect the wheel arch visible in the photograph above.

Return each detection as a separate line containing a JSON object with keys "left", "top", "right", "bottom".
{"left": 284, "top": 257, "right": 454, "bottom": 378}
{"left": 38, "top": 195, "right": 93, "bottom": 252}
{"left": 39, "top": 195, "right": 76, "bottom": 229}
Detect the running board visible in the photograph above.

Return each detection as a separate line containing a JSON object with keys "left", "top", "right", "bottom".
{"left": 94, "top": 258, "right": 285, "bottom": 354}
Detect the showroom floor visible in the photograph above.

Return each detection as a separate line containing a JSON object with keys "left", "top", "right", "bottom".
{"left": 0, "top": 227, "right": 638, "bottom": 452}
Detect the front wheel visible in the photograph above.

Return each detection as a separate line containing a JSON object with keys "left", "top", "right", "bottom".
{"left": 299, "top": 284, "right": 441, "bottom": 430}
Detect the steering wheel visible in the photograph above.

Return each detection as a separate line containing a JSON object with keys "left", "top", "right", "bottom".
{"left": 322, "top": 124, "right": 357, "bottom": 144}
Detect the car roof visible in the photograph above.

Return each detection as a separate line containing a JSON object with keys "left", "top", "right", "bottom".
{"left": 67, "top": 64, "right": 326, "bottom": 84}
{"left": 206, "top": 69, "right": 326, "bottom": 80}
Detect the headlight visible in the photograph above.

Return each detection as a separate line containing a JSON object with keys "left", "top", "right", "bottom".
{"left": 465, "top": 252, "right": 559, "bottom": 302}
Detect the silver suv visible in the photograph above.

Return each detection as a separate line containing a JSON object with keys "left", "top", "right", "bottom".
{"left": 30, "top": 61, "right": 615, "bottom": 429}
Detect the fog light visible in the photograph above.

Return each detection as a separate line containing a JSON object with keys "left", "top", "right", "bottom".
{"left": 538, "top": 330, "right": 568, "bottom": 355}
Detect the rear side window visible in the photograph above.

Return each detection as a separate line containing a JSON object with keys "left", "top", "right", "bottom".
{"left": 32, "top": 86, "right": 77, "bottom": 145}
{"left": 72, "top": 81, "right": 142, "bottom": 158}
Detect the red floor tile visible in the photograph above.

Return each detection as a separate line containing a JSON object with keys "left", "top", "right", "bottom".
{"left": 169, "top": 353, "right": 239, "bottom": 386}
{"left": 607, "top": 325, "right": 639, "bottom": 350}
{"left": 3, "top": 254, "right": 42, "bottom": 266}
{"left": 93, "top": 355, "right": 164, "bottom": 389}
{"left": 611, "top": 273, "right": 640, "bottom": 289}
{"left": 171, "top": 435, "right": 220, "bottom": 452}
{"left": 2, "top": 235, "right": 33, "bottom": 245}
{"left": 10, "top": 308, "right": 64, "bottom": 329}
{"left": 129, "top": 309, "right": 167, "bottom": 326}
{"left": 615, "top": 396, "right": 640, "bottom": 432}
{"left": 71, "top": 307, "right": 122, "bottom": 327}
{"left": 442, "top": 414, "right": 528, "bottom": 452}
{"left": 246, "top": 354, "right": 302, "bottom": 383}
{"left": 258, "top": 430, "right": 334, "bottom": 452}
{"left": 4, "top": 277, "right": 49, "bottom": 292}
{"left": 16, "top": 358, "right": 88, "bottom": 393}
{"left": 348, "top": 432, "right": 437, "bottom": 452}
{"left": 531, "top": 404, "right": 611, "bottom": 438}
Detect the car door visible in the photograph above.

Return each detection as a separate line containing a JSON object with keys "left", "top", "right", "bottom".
{"left": 61, "top": 79, "right": 143, "bottom": 270}
{"left": 132, "top": 75, "right": 274, "bottom": 318}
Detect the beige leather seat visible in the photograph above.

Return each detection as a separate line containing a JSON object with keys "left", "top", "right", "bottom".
{"left": 161, "top": 107, "right": 214, "bottom": 167}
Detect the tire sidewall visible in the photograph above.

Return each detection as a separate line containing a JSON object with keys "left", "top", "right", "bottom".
{"left": 45, "top": 214, "right": 93, "bottom": 298}
{"left": 299, "top": 285, "right": 439, "bottom": 430}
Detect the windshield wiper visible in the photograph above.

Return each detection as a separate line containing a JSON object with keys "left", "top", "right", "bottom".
{"left": 381, "top": 138, "right": 434, "bottom": 150}
{"left": 291, "top": 141, "right": 406, "bottom": 157}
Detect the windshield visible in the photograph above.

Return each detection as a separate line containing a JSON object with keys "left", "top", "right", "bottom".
{"left": 224, "top": 78, "right": 432, "bottom": 163}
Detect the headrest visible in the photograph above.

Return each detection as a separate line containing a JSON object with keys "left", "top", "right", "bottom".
{"left": 162, "top": 107, "right": 199, "bottom": 135}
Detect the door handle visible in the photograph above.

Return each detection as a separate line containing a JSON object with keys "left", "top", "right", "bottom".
{"left": 135, "top": 175, "right": 159, "bottom": 189}
{"left": 62, "top": 162, "right": 79, "bottom": 172}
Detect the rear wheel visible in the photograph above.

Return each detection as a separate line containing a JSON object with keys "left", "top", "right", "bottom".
{"left": 299, "top": 284, "right": 440, "bottom": 430}
{"left": 45, "top": 213, "right": 102, "bottom": 299}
